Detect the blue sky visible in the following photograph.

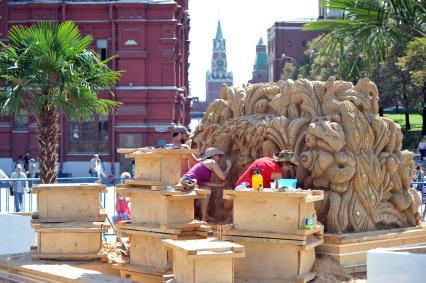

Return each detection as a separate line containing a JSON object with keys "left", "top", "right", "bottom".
{"left": 188, "top": 0, "right": 319, "bottom": 101}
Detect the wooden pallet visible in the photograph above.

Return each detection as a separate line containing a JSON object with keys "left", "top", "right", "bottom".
{"left": 316, "top": 224, "right": 426, "bottom": 270}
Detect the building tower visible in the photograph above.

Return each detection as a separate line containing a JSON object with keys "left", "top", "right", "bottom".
{"left": 205, "top": 20, "right": 233, "bottom": 104}
{"left": 249, "top": 38, "right": 268, "bottom": 83}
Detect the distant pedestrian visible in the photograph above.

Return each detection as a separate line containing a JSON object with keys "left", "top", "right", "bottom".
{"left": 10, "top": 164, "right": 28, "bottom": 212}
{"left": 23, "top": 152, "right": 30, "bottom": 172}
{"left": 27, "top": 159, "right": 37, "bottom": 191}
{"left": 90, "top": 154, "right": 105, "bottom": 179}
{"left": 419, "top": 138, "right": 425, "bottom": 161}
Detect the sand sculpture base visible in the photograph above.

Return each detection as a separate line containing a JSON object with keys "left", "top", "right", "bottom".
{"left": 316, "top": 224, "right": 426, "bottom": 273}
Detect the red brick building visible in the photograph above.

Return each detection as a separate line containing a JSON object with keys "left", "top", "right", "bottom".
{"left": 0, "top": 0, "right": 190, "bottom": 176}
{"left": 267, "top": 21, "right": 323, "bottom": 82}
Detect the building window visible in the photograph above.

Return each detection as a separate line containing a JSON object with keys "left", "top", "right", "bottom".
{"left": 14, "top": 109, "right": 29, "bottom": 129}
{"left": 287, "top": 40, "right": 292, "bottom": 47}
{"left": 68, "top": 116, "right": 109, "bottom": 153}
{"left": 302, "top": 40, "right": 307, "bottom": 47}
{"left": 96, "top": 39, "right": 108, "bottom": 61}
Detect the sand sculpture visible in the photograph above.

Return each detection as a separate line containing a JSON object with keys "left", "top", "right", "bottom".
{"left": 191, "top": 76, "right": 421, "bottom": 233}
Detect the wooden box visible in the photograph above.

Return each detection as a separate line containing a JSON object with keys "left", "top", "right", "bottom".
{"left": 116, "top": 187, "right": 206, "bottom": 227}
{"left": 222, "top": 234, "right": 322, "bottom": 282}
{"left": 316, "top": 225, "right": 426, "bottom": 271}
{"left": 116, "top": 228, "right": 208, "bottom": 273}
{"left": 32, "top": 222, "right": 109, "bottom": 260}
{"left": 118, "top": 148, "right": 198, "bottom": 185}
{"left": 223, "top": 190, "right": 323, "bottom": 235}
{"left": 163, "top": 238, "right": 245, "bottom": 283}
{"left": 32, "top": 183, "right": 106, "bottom": 221}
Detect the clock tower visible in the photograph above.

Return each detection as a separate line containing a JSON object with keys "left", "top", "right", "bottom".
{"left": 206, "top": 20, "right": 233, "bottom": 104}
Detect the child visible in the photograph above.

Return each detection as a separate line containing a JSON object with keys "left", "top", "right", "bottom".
{"left": 113, "top": 192, "right": 131, "bottom": 224}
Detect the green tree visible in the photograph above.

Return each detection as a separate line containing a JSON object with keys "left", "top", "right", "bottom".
{"left": 305, "top": 0, "right": 425, "bottom": 129}
{"left": 398, "top": 37, "right": 426, "bottom": 134}
{"left": 0, "top": 21, "right": 121, "bottom": 183}
{"left": 280, "top": 62, "right": 297, "bottom": 81}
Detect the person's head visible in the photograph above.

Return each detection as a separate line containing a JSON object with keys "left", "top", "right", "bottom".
{"left": 273, "top": 150, "right": 298, "bottom": 168}
{"left": 16, "top": 164, "right": 22, "bottom": 173}
{"left": 120, "top": 172, "right": 131, "bottom": 180}
{"left": 172, "top": 125, "right": 190, "bottom": 144}
{"left": 26, "top": 152, "right": 30, "bottom": 157}
{"left": 416, "top": 165, "right": 422, "bottom": 171}
{"left": 93, "top": 154, "right": 99, "bottom": 160}
{"left": 30, "top": 158, "right": 35, "bottom": 164}
{"left": 201, "top": 147, "right": 225, "bottom": 162}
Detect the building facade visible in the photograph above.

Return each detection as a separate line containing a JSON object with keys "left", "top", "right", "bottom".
{"left": 249, "top": 38, "right": 268, "bottom": 84}
{"left": 0, "top": 0, "right": 190, "bottom": 176}
{"left": 267, "top": 21, "right": 323, "bottom": 82}
{"left": 205, "top": 20, "right": 232, "bottom": 104}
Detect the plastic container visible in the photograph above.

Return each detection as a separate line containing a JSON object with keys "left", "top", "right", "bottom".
{"left": 251, "top": 169, "right": 263, "bottom": 191}
{"left": 277, "top": 179, "right": 297, "bottom": 191}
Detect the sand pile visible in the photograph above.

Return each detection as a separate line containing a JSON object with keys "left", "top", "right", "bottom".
{"left": 312, "top": 255, "right": 366, "bottom": 283}
{"left": 99, "top": 240, "right": 128, "bottom": 264}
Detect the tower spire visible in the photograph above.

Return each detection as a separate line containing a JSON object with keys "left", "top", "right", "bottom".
{"left": 215, "top": 19, "right": 223, "bottom": 41}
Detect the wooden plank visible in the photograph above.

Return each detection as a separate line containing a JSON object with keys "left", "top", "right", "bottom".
{"left": 32, "top": 183, "right": 106, "bottom": 192}
{"left": 117, "top": 222, "right": 183, "bottom": 235}
{"left": 163, "top": 238, "right": 245, "bottom": 254}
{"left": 32, "top": 253, "right": 107, "bottom": 261}
{"left": 294, "top": 272, "right": 316, "bottom": 283}
{"left": 223, "top": 189, "right": 324, "bottom": 200}
{"left": 129, "top": 233, "right": 172, "bottom": 271}
{"left": 32, "top": 221, "right": 110, "bottom": 229}
{"left": 32, "top": 213, "right": 107, "bottom": 223}
{"left": 113, "top": 263, "right": 170, "bottom": 275}
{"left": 223, "top": 235, "right": 306, "bottom": 246}
{"left": 222, "top": 224, "right": 324, "bottom": 240}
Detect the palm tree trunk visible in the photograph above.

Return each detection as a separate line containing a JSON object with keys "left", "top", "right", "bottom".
{"left": 37, "top": 106, "right": 59, "bottom": 184}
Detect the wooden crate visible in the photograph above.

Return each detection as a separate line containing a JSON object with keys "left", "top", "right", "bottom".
{"left": 316, "top": 225, "right": 426, "bottom": 269}
{"left": 32, "top": 221, "right": 109, "bottom": 260}
{"left": 162, "top": 238, "right": 245, "bottom": 283}
{"left": 117, "top": 228, "right": 207, "bottom": 272}
{"left": 116, "top": 187, "right": 206, "bottom": 227}
{"left": 223, "top": 190, "right": 323, "bottom": 235}
{"left": 32, "top": 183, "right": 106, "bottom": 221}
{"left": 118, "top": 148, "right": 198, "bottom": 185}
{"left": 222, "top": 234, "right": 322, "bottom": 282}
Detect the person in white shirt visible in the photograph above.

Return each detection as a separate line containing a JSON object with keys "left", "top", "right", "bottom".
{"left": 419, "top": 138, "right": 425, "bottom": 161}
{"left": 10, "top": 164, "right": 28, "bottom": 212}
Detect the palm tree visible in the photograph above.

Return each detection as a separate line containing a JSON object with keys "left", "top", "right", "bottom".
{"left": 0, "top": 21, "right": 121, "bottom": 183}
{"left": 305, "top": 0, "right": 425, "bottom": 130}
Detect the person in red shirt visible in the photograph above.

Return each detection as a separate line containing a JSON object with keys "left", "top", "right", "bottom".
{"left": 236, "top": 150, "right": 297, "bottom": 189}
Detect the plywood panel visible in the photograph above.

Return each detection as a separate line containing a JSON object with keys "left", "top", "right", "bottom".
{"left": 39, "top": 232, "right": 101, "bottom": 254}
{"left": 131, "top": 191, "right": 166, "bottom": 225}
{"left": 161, "top": 155, "right": 182, "bottom": 185}
{"left": 173, "top": 249, "right": 194, "bottom": 283}
{"left": 194, "top": 258, "right": 233, "bottom": 283}
{"left": 37, "top": 189, "right": 101, "bottom": 220}
{"left": 130, "top": 234, "right": 171, "bottom": 271}
{"left": 136, "top": 156, "right": 161, "bottom": 182}
{"left": 225, "top": 236, "right": 315, "bottom": 281}
{"left": 166, "top": 199, "right": 194, "bottom": 225}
